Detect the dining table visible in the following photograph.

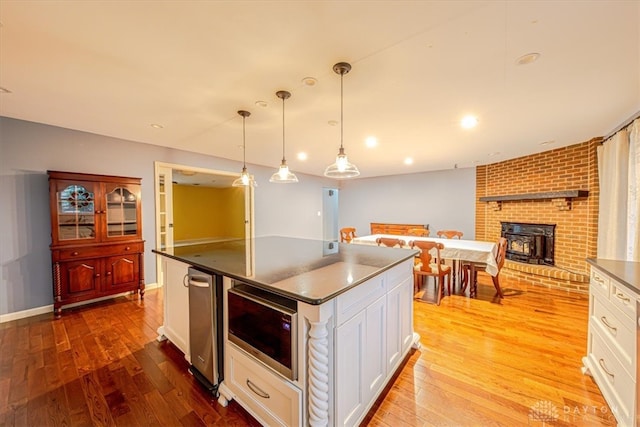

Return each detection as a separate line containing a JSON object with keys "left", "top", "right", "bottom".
{"left": 351, "top": 234, "right": 499, "bottom": 299}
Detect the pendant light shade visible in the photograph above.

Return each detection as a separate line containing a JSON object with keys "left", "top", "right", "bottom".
{"left": 324, "top": 62, "right": 360, "bottom": 179}
{"left": 232, "top": 110, "right": 257, "bottom": 187}
{"left": 270, "top": 90, "right": 299, "bottom": 183}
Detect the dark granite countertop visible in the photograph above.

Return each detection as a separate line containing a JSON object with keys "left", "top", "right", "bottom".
{"left": 586, "top": 258, "right": 640, "bottom": 295}
{"left": 153, "top": 236, "right": 418, "bottom": 305}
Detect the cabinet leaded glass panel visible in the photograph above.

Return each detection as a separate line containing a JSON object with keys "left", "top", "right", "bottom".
{"left": 57, "top": 184, "right": 95, "bottom": 240}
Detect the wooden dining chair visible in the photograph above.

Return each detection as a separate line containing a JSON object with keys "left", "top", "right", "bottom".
{"left": 376, "top": 237, "right": 405, "bottom": 248}
{"left": 410, "top": 240, "right": 451, "bottom": 305}
{"left": 436, "top": 229, "right": 464, "bottom": 285}
{"left": 407, "top": 228, "right": 430, "bottom": 237}
{"left": 340, "top": 227, "right": 357, "bottom": 243}
{"left": 462, "top": 237, "right": 507, "bottom": 298}
{"left": 436, "top": 230, "right": 463, "bottom": 239}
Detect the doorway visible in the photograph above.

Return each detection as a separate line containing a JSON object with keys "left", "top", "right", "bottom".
{"left": 154, "top": 161, "right": 254, "bottom": 280}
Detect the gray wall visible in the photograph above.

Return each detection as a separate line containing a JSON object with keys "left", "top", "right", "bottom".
{"left": 0, "top": 116, "right": 476, "bottom": 316}
{"left": 338, "top": 168, "right": 476, "bottom": 239}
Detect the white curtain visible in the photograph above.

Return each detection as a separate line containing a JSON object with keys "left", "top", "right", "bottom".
{"left": 597, "top": 118, "right": 640, "bottom": 261}
{"left": 628, "top": 119, "right": 640, "bottom": 260}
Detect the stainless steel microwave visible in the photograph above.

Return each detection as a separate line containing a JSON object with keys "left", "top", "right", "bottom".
{"left": 227, "top": 282, "right": 297, "bottom": 380}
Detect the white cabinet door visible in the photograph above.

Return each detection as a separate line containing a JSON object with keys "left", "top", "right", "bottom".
{"left": 159, "top": 257, "right": 190, "bottom": 358}
{"left": 335, "top": 294, "right": 387, "bottom": 427}
{"left": 398, "top": 276, "right": 414, "bottom": 356}
{"left": 335, "top": 310, "right": 366, "bottom": 427}
{"left": 386, "top": 276, "right": 413, "bottom": 371}
{"left": 364, "top": 295, "right": 387, "bottom": 400}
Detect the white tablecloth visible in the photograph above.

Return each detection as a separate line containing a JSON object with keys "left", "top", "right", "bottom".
{"left": 352, "top": 234, "right": 499, "bottom": 276}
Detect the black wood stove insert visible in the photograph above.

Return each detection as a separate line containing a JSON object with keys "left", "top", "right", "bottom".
{"left": 500, "top": 222, "right": 555, "bottom": 265}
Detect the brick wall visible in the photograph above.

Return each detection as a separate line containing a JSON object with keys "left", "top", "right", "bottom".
{"left": 475, "top": 138, "right": 601, "bottom": 292}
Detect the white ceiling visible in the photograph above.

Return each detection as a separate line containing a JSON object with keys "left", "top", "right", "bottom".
{"left": 1, "top": 1, "right": 639, "bottom": 179}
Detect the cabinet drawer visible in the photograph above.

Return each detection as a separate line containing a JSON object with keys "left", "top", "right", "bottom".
{"left": 590, "top": 268, "right": 610, "bottom": 299}
{"left": 56, "top": 242, "right": 143, "bottom": 260}
{"left": 592, "top": 296, "right": 635, "bottom": 375}
{"left": 610, "top": 281, "right": 637, "bottom": 322}
{"left": 385, "top": 259, "right": 413, "bottom": 291}
{"left": 588, "top": 330, "right": 635, "bottom": 426}
{"left": 226, "top": 344, "right": 301, "bottom": 427}
{"left": 336, "top": 274, "right": 386, "bottom": 326}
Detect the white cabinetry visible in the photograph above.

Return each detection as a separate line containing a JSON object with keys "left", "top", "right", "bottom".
{"left": 386, "top": 269, "right": 414, "bottom": 373}
{"left": 330, "top": 259, "right": 417, "bottom": 427}
{"left": 583, "top": 265, "right": 638, "bottom": 427}
{"left": 226, "top": 343, "right": 301, "bottom": 426}
{"left": 218, "top": 258, "right": 417, "bottom": 427}
{"left": 156, "top": 257, "right": 190, "bottom": 358}
{"left": 334, "top": 264, "right": 414, "bottom": 427}
{"left": 335, "top": 288, "right": 386, "bottom": 426}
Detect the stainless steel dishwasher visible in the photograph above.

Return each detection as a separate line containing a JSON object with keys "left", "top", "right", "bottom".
{"left": 186, "top": 267, "right": 223, "bottom": 393}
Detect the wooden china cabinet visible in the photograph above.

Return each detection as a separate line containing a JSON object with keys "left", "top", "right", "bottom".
{"left": 48, "top": 171, "right": 144, "bottom": 317}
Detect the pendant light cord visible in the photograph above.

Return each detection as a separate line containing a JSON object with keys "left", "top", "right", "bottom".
{"left": 242, "top": 115, "right": 247, "bottom": 168}
{"left": 281, "top": 95, "right": 286, "bottom": 162}
{"left": 340, "top": 70, "right": 344, "bottom": 150}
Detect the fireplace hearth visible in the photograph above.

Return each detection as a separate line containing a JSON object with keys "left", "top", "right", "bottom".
{"left": 501, "top": 222, "right": 555, "bottom": 265}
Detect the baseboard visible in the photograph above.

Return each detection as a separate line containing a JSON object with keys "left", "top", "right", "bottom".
{"left": 0, "top": 304, "right": 54, "bottom": 323}
{"left": 0, "top": 282, "right": 160, "bottom": 323}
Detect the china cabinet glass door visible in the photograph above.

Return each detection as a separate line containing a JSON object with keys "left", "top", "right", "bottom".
{"left": 56, "top": 183, "right": 96, "bottom": 240}
{"left": 106, "top": 187, "right": 139, "bottom": 237}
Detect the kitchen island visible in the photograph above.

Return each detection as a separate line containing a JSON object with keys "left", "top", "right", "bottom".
{"left": 154, "top": 236, "right": 419, "bottom": 426}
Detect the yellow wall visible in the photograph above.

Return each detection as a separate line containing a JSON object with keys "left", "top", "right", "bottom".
{"left": 172, "top": 184, "right": 246, "bottom": 242}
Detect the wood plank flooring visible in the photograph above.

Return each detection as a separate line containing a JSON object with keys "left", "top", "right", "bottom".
{"left": 365, "top": 275, "right": 616, "bottom": 426}
{"left": 0, "top": 291, "right": 258, "bottom": 427}
{"left": 0, "top": 275, "right": 616, "bottom": 426}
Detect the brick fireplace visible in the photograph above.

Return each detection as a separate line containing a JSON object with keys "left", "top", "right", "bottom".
{"left": 475, "top": 138, "right": 601, "bottom": 292}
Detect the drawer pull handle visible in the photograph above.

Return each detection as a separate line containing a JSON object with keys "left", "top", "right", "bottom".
{"left": 72, "top": 252, "right": 79, "bottom": 256}
{"left": 598, "top": 358, "right": 615, "bottom": 379}
{"left": 614, "top": 292, "right": 630, "bottom": 303}
{"left": 593, "top": 276, "right": 604, "bottom": 284}
{"left": 246, "top": 379, "right": 270, "bottom": 399}
{"left": 125, "top": 246, "right": 130, "bottom": 251}
{"left": 600, "top": 316, "right": 617, "bottom": 332}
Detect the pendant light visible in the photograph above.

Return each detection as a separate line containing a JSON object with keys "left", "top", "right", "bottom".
{"left": 269, "top": 90, "right": 299, "bottom": 183}
{"left": 324, "top": 62, "right": 360, "bottom": 178}
{"left": 232, "top": 110, "right": 257, "bottom": 187}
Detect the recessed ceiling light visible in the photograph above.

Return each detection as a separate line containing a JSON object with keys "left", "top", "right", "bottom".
{"left": 255, "top": 100, "right": 267, "bottom": 108}
{"left": 488, "top": 151, "right": 500, "bottom": 156}
{"left": 301, "top": 77, "right": 318, "bottom": 86}
{"left": 297, "top": 152, "right": 308, "bottom": 161}
{"left": 328, "top": 120, "right": 339, "bottom": 126}
{"left": 404, "top": 157, "right": 414, "bottom": 165}
{"left": 365, "top": 136, "right": 377, "bottom": 148}
{"left": 0, "top": 87, "right": 12, "bottom": 93}
{"left": 539, "top": 140, "right": 555, "bottom": 146}
{"left": 461, "top": 115, "right": 478, "bottom": 129}
{"left": 516, "top": 52, "right": 540, "bottom": 65}
{"left": 150, "top": 123, "right": 163, "bottom": 129}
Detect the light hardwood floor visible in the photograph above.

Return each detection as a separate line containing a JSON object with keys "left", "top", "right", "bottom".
{"left": 366, "top": 275, "right": 616, "bottom": 426}
{"left": 0, "top": 275, "right": 615, "bottom": 426}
